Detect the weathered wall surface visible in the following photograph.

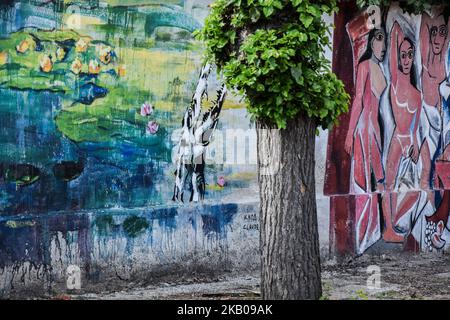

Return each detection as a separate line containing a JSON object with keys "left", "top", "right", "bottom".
{"left": 0, "top": 0, "right": 264, "bottom": 297}
{"left": 0, "top": 202, "right": 260, "bottom": 296}
{"left": 327, "top": 1, "right": 450, "bottom": 256}
{"left": 0, "top": 0, "right": 406, "bottom": 298}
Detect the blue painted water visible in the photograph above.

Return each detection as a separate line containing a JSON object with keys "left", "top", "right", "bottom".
{"left": 0, "top": 88, "right": 167, "bottom": 215}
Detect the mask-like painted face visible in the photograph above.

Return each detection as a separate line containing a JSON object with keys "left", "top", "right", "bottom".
{"left": 399, "top": 39, "right": 414, "bottom": 75}
{"left": 430, "top": 16, "right": 448, "bottom": 55}
{"left": 371, "top": 29, "right": 386, "bottom": 62}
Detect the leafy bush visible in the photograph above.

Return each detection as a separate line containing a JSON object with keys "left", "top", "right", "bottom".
{"left": 196, "top": 0, "right": 350, "bottom": 129}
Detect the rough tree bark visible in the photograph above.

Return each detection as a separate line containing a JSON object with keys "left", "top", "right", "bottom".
{"left": 257, "top": 114, "right": 322, "bottom": 300}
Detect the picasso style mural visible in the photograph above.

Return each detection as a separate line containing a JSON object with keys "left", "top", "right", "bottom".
{"left": 327, "top": 3, "right": 450, "bottom": 255}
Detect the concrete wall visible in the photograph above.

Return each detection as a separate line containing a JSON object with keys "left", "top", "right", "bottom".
{"left": 0, "top": 0, "right": 260, "bottom": 298}
{"left": 0, "top": 0, "right": 335, "bottom": 297}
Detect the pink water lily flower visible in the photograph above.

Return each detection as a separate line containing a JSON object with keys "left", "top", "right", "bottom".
{"left": 140, "top": 102, "right": 153, "bottom": 117}
{"left": 146, "top": 121, "right": 159, "bottom": 135}
{"left": 217, "top": 176, "right": 226, "bottom": 187}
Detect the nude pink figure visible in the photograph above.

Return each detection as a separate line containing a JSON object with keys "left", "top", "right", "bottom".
{"left": 345, "top": 22, "right": 387, "bottom": 253}
{"left": 419, "top": 9, "right": 450, "bottom": 189}
{"left": 382, "top": 21, "right": 423, "bottom": 242}
{"left": 421, "top": 9, "right": 449, "bottom": 112}
{"left": 345, "top": 27, "right": 386, "bottom": 193}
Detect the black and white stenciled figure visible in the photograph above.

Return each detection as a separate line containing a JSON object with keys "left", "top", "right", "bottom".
{"left": 172, "top": 64, "right": 227, "bottom": 202}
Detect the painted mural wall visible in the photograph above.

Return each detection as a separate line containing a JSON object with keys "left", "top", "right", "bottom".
{"left": 0, "top": 0, "right": 258, "bottom": 297}
{"left": 326, "top": 2, "right": 450, "bottom": 256}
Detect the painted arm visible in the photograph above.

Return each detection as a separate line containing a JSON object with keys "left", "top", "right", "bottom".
{"left": 195, "top": 85, "right": 227, "bottom": 146}
{"left": 191, "top": 64, "right": 211, "bottom": 127}
{"left": 420, "top": 12, "right": 432, "bottom": 68}
{"left": 439, "top": 16, "right": 450, "bottom": 101}
{"left": 390, "top": 21, "right": 402, "bottom": 87}
{"left": 412, "top": 97, "right": 422, "bottom": 162}
{"left": 345, "top": 62, "right": 368, "bottom": 155}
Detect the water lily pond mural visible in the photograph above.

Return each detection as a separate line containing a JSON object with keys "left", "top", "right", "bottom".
{"left": 0, "top": 0, "right": 258, "bottom": 298}
{"left": 0, "top": 0, "right": 255, "bottom": 216}
{"left": 0, "top": 2, "right": 259, "bottom": 296}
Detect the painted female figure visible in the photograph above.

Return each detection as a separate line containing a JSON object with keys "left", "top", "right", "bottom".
{"left": 419, "top": 9, "right": 449, "bottom": 189}
{"left": 382, "top": 21, "right": 422, "bottom": 242}
{"left": 344, "top": 25, "right": 387, "bottom": 253}
{"left": 344, "top": 27, "right": 387, "bottom": 193}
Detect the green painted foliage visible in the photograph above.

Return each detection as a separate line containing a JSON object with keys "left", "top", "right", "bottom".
{"left": 196, "top": 0, "right": 350, "bottom": 129}
{"left": 123, "top": 216, "right": 150, "bottom": 238}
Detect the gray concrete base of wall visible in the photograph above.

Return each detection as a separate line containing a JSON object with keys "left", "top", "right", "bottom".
{"left": 0, "top": 192, "right": 336, "bottom": 298}
{"left": 0, "top": 201, "right": 261, "bottom": 298}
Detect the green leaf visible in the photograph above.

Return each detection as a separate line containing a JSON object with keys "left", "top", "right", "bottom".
{"left": 306, "top": 5, "right": 320, "bottom": 17}
{"left": 249, "top": 7, "right": 261, "bottom": 22}
{"left": 300, "top": 14, "right": 314, "bottom": 28}
{"left": 263, "top": 6, "right": 274, "bottom": 18}
{"left": 257, "top": 83, "right": 265, "bottom": 92}
{"left": 320, "top": 108, "right": 328, "bottom": 119}
{"left": 290, "top": 65, "right": 303, "bottom": 85}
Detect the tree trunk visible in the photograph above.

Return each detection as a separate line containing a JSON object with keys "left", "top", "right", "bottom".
{"left": 257, "top": 115, "right": 322, "bottom": 300}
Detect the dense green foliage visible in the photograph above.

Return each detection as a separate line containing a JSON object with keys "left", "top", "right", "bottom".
{"left": 196, "top": 0, "right": 349, "bottom": 129}
{"left": 357, "top": 0, "right": 448, "bottom": 13}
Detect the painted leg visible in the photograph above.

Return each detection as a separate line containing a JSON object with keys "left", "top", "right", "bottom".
{"left": 382, "top": 192, "right": 404, "bottom": 242}
{"left": 393, "top": 191, "right": 420, "bottom": 234}
{"left": 356, "top": 193, "right": 381, "bottom": 254}
{"left": 382, "top": 138, "right": 404, "bottom": 242}
{"left": 419, "top": 140, "right": 432, "bottom": 190}
{"left": 370, "top": 133, "right": 384, "bottom": 192}
{"left": 354, "top": 132, "right": 367, "bottom": 192}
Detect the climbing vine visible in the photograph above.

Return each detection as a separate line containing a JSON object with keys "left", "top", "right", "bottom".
{"left": 196, "top": 0, "right": 349, "bottom": 129}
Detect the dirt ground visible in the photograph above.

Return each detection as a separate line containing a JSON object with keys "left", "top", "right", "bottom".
{"left": 70, "top": 252, "right": 449, "bottom": 300}
{"left": 321, "top": 252, "right": 449, "bottom": 300}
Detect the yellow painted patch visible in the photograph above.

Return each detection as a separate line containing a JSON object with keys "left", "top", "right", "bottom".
{"left": 117, "top": 47, "right": 197, "bottom": 99}
{"left": 226, "top": 172, "right": 257, "bottom": 181}
{"left": 0, "top": 51, "right": 8, "bottom": 65}
{"left": 5, "top": 220, "right": 36, "bottom": 229}
{"left": 206, "top": 184, "right": 225, "bottom": 191}
{"left": 202, "top": 99, "right": 246, "bottom": 111}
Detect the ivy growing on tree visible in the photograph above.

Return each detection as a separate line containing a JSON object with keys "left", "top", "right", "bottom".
{"left": 196, "top": 0, "right": 349, "bottom": 129}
